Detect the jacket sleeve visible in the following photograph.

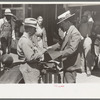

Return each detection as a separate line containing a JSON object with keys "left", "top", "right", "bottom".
{"left": 51, "top": 43, "right": 61, "bottom": 50}
{"left": 21, "top": 41, "right": 43, "bottom": 62}
{"left": 60, "top": 32, "right": 81, "bottom": 58}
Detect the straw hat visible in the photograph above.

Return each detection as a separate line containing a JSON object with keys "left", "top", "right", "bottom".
{"left": 23, "top": 18, "right": 37, "bottom": 28}
{"left": 4, "top": 8, "right": 13, "bottom": 16}
{"left": 57, "top": 10, "right": 75, "bottom": 24}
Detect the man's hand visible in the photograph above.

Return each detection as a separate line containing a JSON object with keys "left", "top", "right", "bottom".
{"left": 46, "top": 46, "right": 52, "bottom": 50}
{"left": 36, "top": 52, "right": 43, "bottom": 59}
{"left": 41, "top": 48, "right": 47, "bottom": 54}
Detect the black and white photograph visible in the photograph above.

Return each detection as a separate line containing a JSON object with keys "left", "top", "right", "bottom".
{"left": 0, "top": 1, "right": 100, "bottom": 98}
{"left": 0, "top": 2, "right": 100, "bottom": 84}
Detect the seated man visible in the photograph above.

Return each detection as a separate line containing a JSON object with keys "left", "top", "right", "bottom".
{"left": 17, "top": 18, "right": 46, "bottom": 83}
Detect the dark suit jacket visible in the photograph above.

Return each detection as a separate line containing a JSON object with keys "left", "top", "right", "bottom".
{"left": 60, "top": 25, "right": 81, "bottom": 71}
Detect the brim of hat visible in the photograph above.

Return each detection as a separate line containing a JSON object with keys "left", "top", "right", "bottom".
{"left": 23, "top": 23, "right": 37, "bottom": 28}
{"left": 4, "top": 13, "right": 14, "bottom": 16}
{"left": 57, "top": 13, "right": 75, "bottom": 24}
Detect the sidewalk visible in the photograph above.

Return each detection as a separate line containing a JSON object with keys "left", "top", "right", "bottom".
{"left": 76, "top": 70, "right": 100, "bottom": 83}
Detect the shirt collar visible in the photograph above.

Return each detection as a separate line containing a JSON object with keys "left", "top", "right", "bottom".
{"left": 23, "top": 32, "right": 30, "bottom": 39}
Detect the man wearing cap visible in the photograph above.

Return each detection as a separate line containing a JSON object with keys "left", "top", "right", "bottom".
{"left": 17, "top": 18, "right": 46, "bottom": 83}
{"left": 0, "top": 8, "right": 14, "bottom": 54}
{"left": 49, "top": 10, "right": 81, "bottom": 83}
{"left": 79, "top": 11, "right": 94, "bottom": 76}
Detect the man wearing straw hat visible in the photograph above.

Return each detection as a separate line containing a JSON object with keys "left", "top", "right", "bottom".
{"left": 17, "top": 18, "right": 46, "bottom": 83}
{"left": 57, "top": 10, "right": 82, "bottom": 83}
{"left": 0, "top": 8, "right": 14, "bottom": 55}
{"left": 49, "top": 10, "right": 82, "bottom": 83}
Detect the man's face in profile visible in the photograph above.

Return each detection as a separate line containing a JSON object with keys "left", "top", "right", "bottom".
{"left": 58, "top": 28, "right": 65, "bottom": 40}
{"left": 59, "top": 20, "right": 69, "bottom": 32}
{"left": 59, "top": 21, "right": 65, "bottom": 32}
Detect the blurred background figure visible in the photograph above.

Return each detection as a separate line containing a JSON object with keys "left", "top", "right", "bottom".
{"left": 0, "top": 8, "right": 15, "bottom": 55}
{"left": 36, "top": 16, "right": 48, "bottom": 49}
{"left": 11, "top": 20, "right": 24, "bottom": 53}
{"left": 32, "top": 16, "right": 48, "bottom": 61}
{"left": 91, "top": 23, "right": 100, "bottom": 70}
{"left": 79, "top": 11, "right": 95, "bottom": 76}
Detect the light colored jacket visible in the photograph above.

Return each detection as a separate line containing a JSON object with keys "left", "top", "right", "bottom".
{"left": 17, "top": 32, "right": 43, "bottom": 62}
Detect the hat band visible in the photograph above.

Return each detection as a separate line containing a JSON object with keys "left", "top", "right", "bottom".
{"left": 4, "top": 12, "right": 13, "bottom": 15}
{"left": 24, "top": 23, "right": 37, "bottom": 28}
{"left": 24, "top": 21, "right": 37, "bottom": 25}
{"left": 59, "top": 13, "right": 72, "bottom": 21}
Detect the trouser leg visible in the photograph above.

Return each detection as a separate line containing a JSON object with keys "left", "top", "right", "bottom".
{"left": 1, "top": 37, "right": 7, "bottom": 55}
{"left": 80, "top": 40, "right": 85, "bottom": 72}
{"left": 7, "top": 37, "right": 11, "bottom": 54}
{"left": 64, "top": 71, "right": 77, "bottom": 83}
{"left": 83, "top": 37, "right": 94, "bottom": 75}
{"left": 59, "top": 71, "right": 64, "bottom": 83}
{"left": 94, "top": 45, "right": 100, "bottom": 69}
{"left": 19, "top": 64, "right": 40, "bottom": 83}
{"left": 85, "top": 45, "right": 92, "bottom": 73}
{"left": 94, "top": 45, "right": 99, "bottom": 57}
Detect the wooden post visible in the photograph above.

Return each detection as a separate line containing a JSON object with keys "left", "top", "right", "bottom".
{"left": 23, "top": 4, "right": 25, "bottom": 20}
{"left": 25, "top": 5, "right": 28, "bottom": 18}
{"left": 23, "top": 4, "right": 28, "bottom": 20}
{"left": 55, "top": 4, "right": 57, "bottom": 19}
{"left": 0, "top": 5, "right": 2, "bottom": 18}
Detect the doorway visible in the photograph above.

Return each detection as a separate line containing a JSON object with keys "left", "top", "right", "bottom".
{"left": 32, "top": 4, "right": 56, "bottom": 46}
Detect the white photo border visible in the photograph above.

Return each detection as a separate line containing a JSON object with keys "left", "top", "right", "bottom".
{"left": 0, "top": 1, "right": 100, "bottom": 99}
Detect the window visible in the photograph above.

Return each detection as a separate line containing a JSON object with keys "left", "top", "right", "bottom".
{"left": 2, "top": 4, "right": 11, "bottom": 8}
{"left": 12, "top": 4, "right": 22, "bottom": 8}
